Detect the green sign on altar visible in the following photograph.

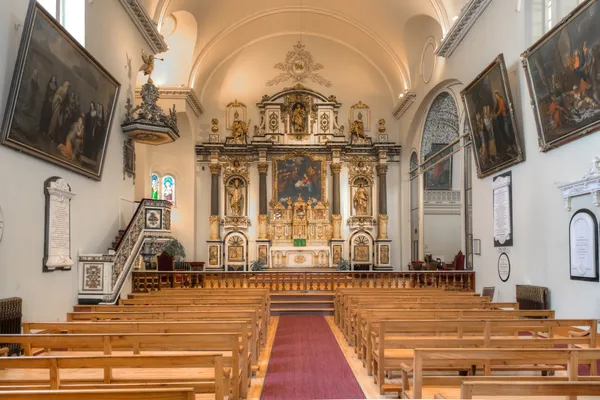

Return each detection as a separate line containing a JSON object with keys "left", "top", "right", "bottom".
{"left": 293, "top": 239, "right": 306, "bottom": 247}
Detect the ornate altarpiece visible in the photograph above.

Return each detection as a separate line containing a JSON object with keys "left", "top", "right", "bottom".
{"left": 196, "top": 85, "right": 400, "bottom": 270}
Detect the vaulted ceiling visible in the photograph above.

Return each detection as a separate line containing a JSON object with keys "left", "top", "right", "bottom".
{"left": 140, "top": 0, "right": 469, "bottom": 98}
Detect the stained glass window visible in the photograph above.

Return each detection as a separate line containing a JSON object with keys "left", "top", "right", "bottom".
{"left": 163, "top": 175, "right": 175, "bottom": 203}
{"left": 151, "top": 173, "right": 160, "bottom": 199}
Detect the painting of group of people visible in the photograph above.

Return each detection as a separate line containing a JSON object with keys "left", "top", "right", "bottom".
{"left": 1, "top": 3, "right": 119, "bottom": 180}
{"left": 523, "top": 0, "right": 600, "bottom": 151}
{"left": 276, "top": 156, "right": 323, "bottom": 205}
{"left": 462, "top": 54, "right": 524, "bottom": 178}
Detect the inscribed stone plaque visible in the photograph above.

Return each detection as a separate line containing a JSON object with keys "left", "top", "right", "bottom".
{"left": 569, "top": 209, "right": 599, "bottom": 281}
{"left": 44, "top": 177, "right": 76, "bottom": 271}
{"left": 493, "top": 172, "right": 513, "bottom": 247}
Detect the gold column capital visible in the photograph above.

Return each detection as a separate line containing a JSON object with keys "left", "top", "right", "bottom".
{"left": 209, "top": 163, "right": 222, "bottom": 175}
{"left": 257, "top": 162, "right": 269, "bottom": 174}
{"left": 376, "top": 164, "right": 388, "bottom": 176}
{"left": 330, "top": 163, "right": 342, "bottom": 175}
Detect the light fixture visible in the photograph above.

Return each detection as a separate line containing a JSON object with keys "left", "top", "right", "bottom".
{"left": 452, "top": 16, "right": 459, "bottom": 21}
{"left": 399, "top": 93, "right": 405, "bottom": 98}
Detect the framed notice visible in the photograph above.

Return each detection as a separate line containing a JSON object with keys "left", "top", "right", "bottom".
{"left": 498, "top": 253, "right": 511, "bottom": 282}
{"left": 493, "top": 171, "right": 513, "bottom": 247}
{"left": 569, "top": 209, "right": 599, "bottom": 282}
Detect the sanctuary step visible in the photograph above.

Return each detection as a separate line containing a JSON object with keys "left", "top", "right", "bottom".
{"left": 270, "top": 292, "right": 334, "bottom": 316}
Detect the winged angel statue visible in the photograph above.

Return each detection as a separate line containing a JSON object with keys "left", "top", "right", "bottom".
{"left": 139, "top": 49, "right": 164, "bottom": 83}
{"left": 266, "top": 42, "right": 332, "bottom": 87}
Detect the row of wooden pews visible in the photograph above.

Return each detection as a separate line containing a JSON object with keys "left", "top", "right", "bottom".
{"left": 0, "top": 288, "right": 270, "bottom": 400}
{"left": 334, "top": 287, "right": 600, "bottom": 399}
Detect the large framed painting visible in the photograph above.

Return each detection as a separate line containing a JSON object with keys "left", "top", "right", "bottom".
{"left": 273, "top": 153, "right": 326, "bottom": 205}
{"left": 1, "top": 1, "right": 120, "bottom": 180}
{"left": 522, "top": 0, "right": 600, "bottom": 152}
{"left": 462, "top": 54, "right": 524, "bottom": 178}
{"left": 424, "top": 143, "right": 452, "bottom": 190}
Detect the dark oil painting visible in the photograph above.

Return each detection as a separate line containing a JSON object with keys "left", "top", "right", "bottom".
{"left": 1, "top": 2, "right": 120, "bottom": 180}
{"left": 275, "top": 156, "right": 323, "bottom": 205}
{"left": 522, "top": 0, "right": 600, "bottom": 151}
{"left": 424, "top": 144, "right": 452, "bottom": 190}
{"left": 462, "top": 54, "right": 524, "bottom": 178}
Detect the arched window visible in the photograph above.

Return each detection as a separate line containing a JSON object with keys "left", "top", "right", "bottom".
{"left": 151, "top": 173, "right": 160, "bottom": 199}
{"left": 38, "top": 0, "right": 86, "bottom": 46}
{"left": 162, "top": 175, "right": 175, "bottom": 203}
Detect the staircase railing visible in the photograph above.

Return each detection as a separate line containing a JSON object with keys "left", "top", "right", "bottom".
{"left": 77, "top": 199, "right": 173, "bottom": 304}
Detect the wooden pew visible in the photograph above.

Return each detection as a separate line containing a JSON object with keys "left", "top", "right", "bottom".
{"left": 66, "top": 310, "right": 262, "bottom": 366}
{"left": 0, "top": 333, "right": 245, "bottom": 399}
{"left": 460, "top": 381, "right": 600, "bottom": 399}
{"left": 0, "top": 354, "right": 225, "bottom": 399}
{"left": 0, "top": 388, "right": 198, "bottom": 399}
{"left": 402, "top": 348, "right": 600, "bottom": 399}
{"left": 334, "top": 289, "right": 479, "bottom": 326}
{"left": 360, "top": 309, "right": 556, "bottom": 367}
{"left": 74, "top": 304, "right": 267, "bottom": 347}
{"left": 345, "top": 300, "right": 517, "bottom": 342}
{"left": 22, "top": 321, "right": 256, "bottom": 381}
{"left": 340, "top": 294, "right": 495, "bottom": 334}
{"left": 344, "top": 301, "right": 518, "bottom": 344}
{"left": 373, "top": 318, "right": 597, "bottom": 394}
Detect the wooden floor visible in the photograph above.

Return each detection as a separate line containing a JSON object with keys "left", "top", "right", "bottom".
{"left": 247, "top": 316, "right": 279, "bottom": 400}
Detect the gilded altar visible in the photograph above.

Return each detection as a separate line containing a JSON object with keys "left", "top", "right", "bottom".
{"left": 268, "top": 196, "right": 332, "bottom": 246}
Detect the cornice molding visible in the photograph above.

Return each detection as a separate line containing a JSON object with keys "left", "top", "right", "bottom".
{"left": 119, "top": 0, "right": 168, "bottom": 54}
{"left": 135, "top": 87, "right": 204, "bottom": 117}
{"left": 393, "top": 92, "right": 417, "bottom": 120}
{"left": 436, "top": 0, "right": 493, "bottom": 58}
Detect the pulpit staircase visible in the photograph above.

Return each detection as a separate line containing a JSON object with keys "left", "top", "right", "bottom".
{"left": 76, "top": 199, "right": 174, "bottom": 305}
{"left": 270, "top": 292, "right": 334, "bottom": 316}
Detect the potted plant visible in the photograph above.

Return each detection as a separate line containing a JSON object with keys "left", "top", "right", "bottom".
{"left": 157, "top": 239, "right": 186, "bottom": 271}
{"left": 337, "top": 258, "right": 350, "bottom": 271}
{"left": 249, "top": 259, "right": 266, "bottom": 272}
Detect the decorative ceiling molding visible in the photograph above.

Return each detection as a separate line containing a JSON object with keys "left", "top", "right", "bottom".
{"left": 199, "top": 31, "right": 396, "bottom": 104}
{"left": 393, "top": 92, "right": 417, "bottom": 120}
{"left": 119, "top": 0, "right": 168, "bottom": 54}
{"left": 135, "top": 87, "right": 204, "bottom": 117}
{"left": 188, "top": 6, "right": 410, "bottom": 91}
{"left": 436, "top": 0, "right": 492, "bottom": 58}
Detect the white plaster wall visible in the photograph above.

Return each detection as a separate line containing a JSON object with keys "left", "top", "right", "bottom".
{"left": 196, "top": 34, "right": 402, "bottom": 266}
{"left": 0, "top": 1, "right": 149, "bottom": 321}
{"left": 401, "top": 1, "right": 600, "bottom": 318}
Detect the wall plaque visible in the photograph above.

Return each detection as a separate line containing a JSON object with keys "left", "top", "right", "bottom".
{"left": 493, "top": 171, "right": 513, "bottom": 247}
{"left": 44, "top": 177, "right": 76, "bottom": 271}
{"left": 569, "top": 209, "right": 599, "bottom": 282}
{"left": 497, "top": 253, "right": 511, "bottom": 282}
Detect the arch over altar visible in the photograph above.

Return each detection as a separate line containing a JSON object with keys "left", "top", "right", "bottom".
{"left": 196, "top": 84, "right": 400, "bottom": 271}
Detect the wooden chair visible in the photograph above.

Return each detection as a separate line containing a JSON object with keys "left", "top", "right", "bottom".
{"left": 482, "top": 286, "right": 495, "bottom": 301}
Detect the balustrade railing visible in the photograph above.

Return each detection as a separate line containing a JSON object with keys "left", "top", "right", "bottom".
{"left": 132, "top": 270, "right": 476, "bottom": 292}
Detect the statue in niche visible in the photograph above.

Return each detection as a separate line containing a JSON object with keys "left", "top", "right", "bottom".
{"left": 230, "top": 111, "right": 248, "bottom": 144}
{"left": 353, "top": 181, "right": 369, "bottom": 216}
{"left": 291, "top": 103, "right": 307, "bottom": 133}
{"left": 227, "top": 178, "right": 245, "bottom": 216}
{"left": 350, "top": 112, "right": 367, "bottom": 144}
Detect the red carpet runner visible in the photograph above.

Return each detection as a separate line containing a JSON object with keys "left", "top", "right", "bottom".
{"left": 261, "top": 316, "right": 365, "bottom": 400}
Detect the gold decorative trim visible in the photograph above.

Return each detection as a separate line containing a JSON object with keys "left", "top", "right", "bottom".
{"left": 209, "top": 164, "right": 222, "bottom": 175}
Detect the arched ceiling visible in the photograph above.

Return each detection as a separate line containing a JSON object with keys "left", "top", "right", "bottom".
{"left": 140, "top": 0, "right": 468, "bottom": 101}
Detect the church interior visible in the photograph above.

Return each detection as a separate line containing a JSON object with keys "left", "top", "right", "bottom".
{"left": 1, "top": 0, "right": 600, "bottom": 399}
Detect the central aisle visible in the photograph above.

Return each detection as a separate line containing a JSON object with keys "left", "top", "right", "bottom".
{"left": 261, "top": 316, "right": 365, "bottom": 400}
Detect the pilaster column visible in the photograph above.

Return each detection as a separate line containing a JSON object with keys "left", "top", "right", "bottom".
{"left": 377, "top": 164, "right": 389, "bottom": 239}
{"left": 258, "top": 162, "right": 269, "bottom": 240}
{"left": 330, "top": 163, "right": 342, "bottom": 239}
{"left": 209, "top": 163, "right": 222, "bottom": 240}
